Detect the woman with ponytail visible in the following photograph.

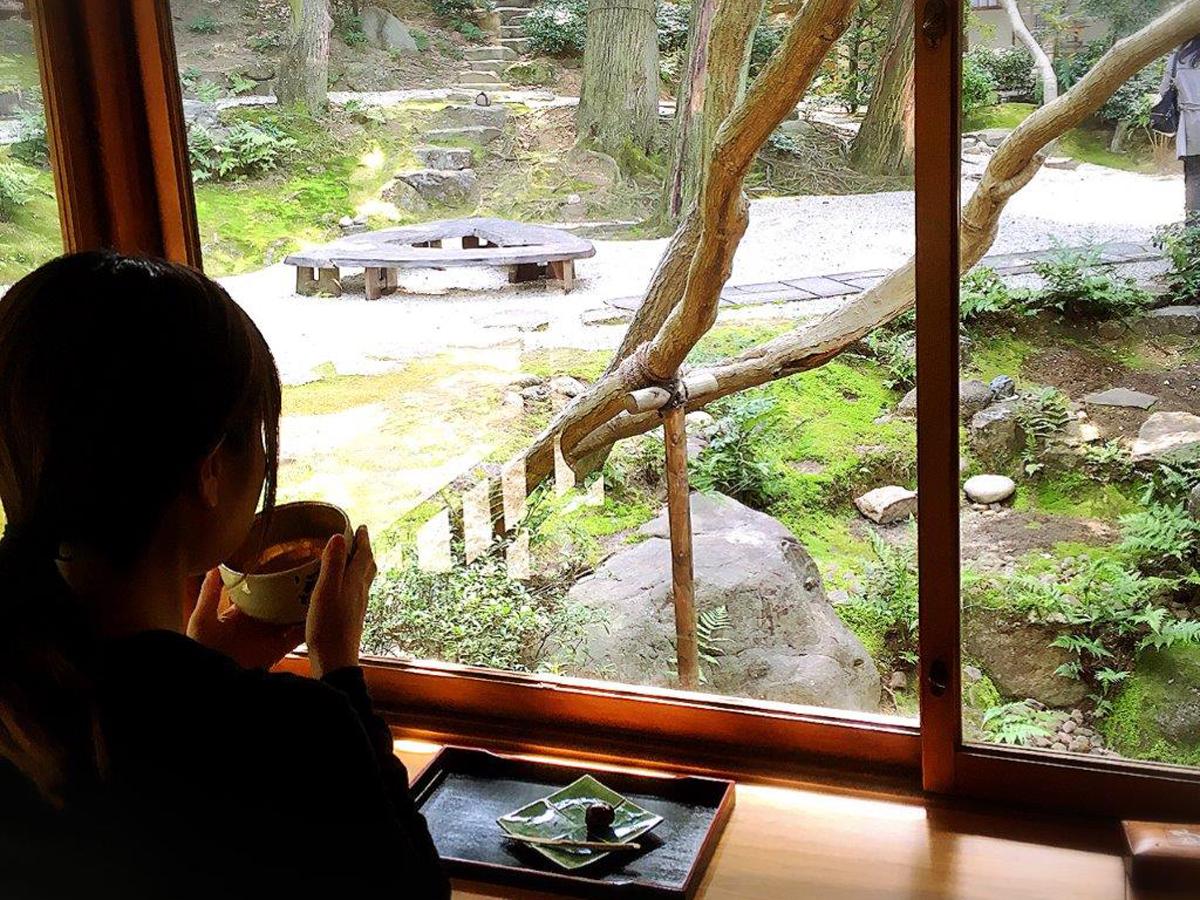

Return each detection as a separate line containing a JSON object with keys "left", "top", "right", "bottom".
{"left": 0, "top": 253, "right": 448, "bottom": 899}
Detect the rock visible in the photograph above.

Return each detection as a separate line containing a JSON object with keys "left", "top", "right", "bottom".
{"left": 549, "top": 375, "right": 587, "bottom": 398}
{"left": 1068, "top": 736, "right": 1090, "bottom": 753}
{"left": 397, "top": 169, "right": 479, "bottom": 206}
{"left": 888, "top": 671, "right": 908, "bottom": 690}
{"left": 558, "top": 493, "right": 881, "bottom": 711}
{"left": 895, "top": 379, "right": 992, "bottom": 421}
{"left": 1043, "top": 156, "right": 1080, "bottom": 170}
{"left": 1137, "top": 305, "right": 1200, "bottom": 336}
{"left": 963, "top": 474, "right": 1016, "bottom": 504}
{"left": 581, "top": 308, "right": 631, "bottom": 326}
{"left": 968, "top": 400, "right": 1024, "bottom": 467}
{"left": 437, "top": 104, "right": 509, "bottom": 128}
{"left": 854, "top": 486, "right": 917, "bottom": 525}
{"left": 896, "top": 388, "right": 917, "bottom": 417}
{"left": 520, "top": 385, "right": 548, "bottom": 401}
{"left": 507, "top": 372, "right": 542, "bottom": 389}
{"left": 989, "top": 375, "right": 1016, "bottom": 401}
{"left": 1081, "top": 388, "right": 1158, "bottom": 410}
{"left": 1106, "top": 645, "right": 1200, "bottom": 763}
{"left": 1130, "top": 411, "right": 1200, "bottom": 463}
{"left": 964, "top": 665, "right": 983, "bottom": 683}
{"left": 1189, "top": 484, "right": 1200, "bottom": 520}
{"left": 360, "top": 6, "right": 419, "bottom": 53}
{"left": 963, "top": 609, "right": 1089, "bottom": 708}
{"left": 686, "top": 411, "right": 716, "bottom": 430}
{"left": 974, "top": 128, "right": 1011, "bottom": 148}
{"left": 1060, "top": 718, "right": 1076, "bottom": 734}
{"left": 1051, "top": 741, "right": 1068, "bottom": 752}
{"left": 423, "top": 125, "right": 503, "bottom": 145}
{"left": 380, "top": 178, "right": 429, "bottom": 214}
{"left": 413, "top": 145, "right": 474, "bottom": 171}
{"left": 504, "top": 60, "right": 556, "bottom": 86}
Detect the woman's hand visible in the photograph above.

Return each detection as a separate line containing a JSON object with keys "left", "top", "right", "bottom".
{"left": 186, "top": 570, "right": 305, "bottom": 669}
{"left": 306, "top": 526, "right": 377, "bottom": 679}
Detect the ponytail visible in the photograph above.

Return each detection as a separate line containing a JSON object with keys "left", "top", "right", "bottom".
{"left": 0, "top": 525, "right": 103, "bottom": 807}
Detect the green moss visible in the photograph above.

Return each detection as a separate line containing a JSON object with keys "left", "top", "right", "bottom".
{"left": 835, "top": 601, "right": 889, "bottom": 660}
{"left": 965, "top": 333, "right": 1035, "bottom": 385}
{"left": 519, "top": 348, "right": 611, "bottom": 381}
{"left": 1104, "top": 645, "right": 1200, "bottom": 767}
{"left": 687, "top": 321, "right": 793, "bottom": 363}
{"left": 1013, "top": 470, "right": 1138, "bottom": 519}
{"left": 0, "top": 20, "right": 40, "bottom": 92}
{"left": 963, "top": 102, "right": 1036, "bottom": 132}
{"left": 0, "top": 159, "right": 60, "bottom": 282}
{"left": 1058, "top": 128, "right": 1153, "bottom": 173}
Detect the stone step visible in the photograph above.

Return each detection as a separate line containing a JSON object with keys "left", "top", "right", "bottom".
{"left": 458, "top": 82, "right": 511, "bottom": 92}
{"left": 464, "top": 45, "right": 517, "bottom": 62}
{"left": 459, "top": 70, "right": 503, "bottom": 84}
{"left": 496, "top": 7, "right": 530, "bottom": 19}
{"left": 500, "top": 36, "right": 531, "bottom": 53}
{"left": 424, "top": 125, "right": 504, "bottom": 145}
{"left": 465, "top": 59, "right": 507, "bottom": 75}
{"left": 500, "top": 24, "right": 525, "bottom": 35}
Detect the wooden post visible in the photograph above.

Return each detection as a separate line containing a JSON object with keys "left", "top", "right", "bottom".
{"left": 549, "top": 259, "right": 575, "bottom": 293}
{"left": 296, "top": 266, "right": 317, "bottom": 295}
{"left": 365, "top": 266, "right": 385, "bottom": 300}
{"left": 662, "top": 402, "right": 700, "bottom": 691}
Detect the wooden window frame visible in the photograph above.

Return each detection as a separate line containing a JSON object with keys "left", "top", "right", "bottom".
{"left": 27, "top": 0, "right": 1200, "bottom": 822}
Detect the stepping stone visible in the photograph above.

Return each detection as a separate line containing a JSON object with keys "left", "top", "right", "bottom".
{"left": 460, "top": 70, "right": 503, "bottom": 84}
{"left": 464, "top": 45, "right": 517, "bottom": 61}
{"left": 582, "top": 307, "right": 631, "bottom": 326}
{"left": 964, "top": 474, "right": 1015, "bottom": 504}
{"left": 1138, "top": 305, "right": 1200, "bottom": 336}
{"left": 1131, "top": 411, "right": 1200, "bottom": 462}
{"left": 438, "top": 104, "right": 508, "bottom": 128}
{"left": 414, "top": 145, "right": 474, "bottom": 171}
{"left": 606, "top": 295, "right": 641, "bottom": 312}
{"left": 1081, "top": 388, "right": 1158, "bottom": 410}
{"left": 1044, "top": 156, "right": 1079, "bottom": 170}
{"left": 424, "top": 125, "right": 503, "bottom": 145}
{"left": 854, "top": 485, "right": 917, "bottom": 525}
{"left": 781, "top": 275, "right": 857, "bottom": 298}
{"left": 397, "top": 168, "right": 479, "bottom": 205}
{"left": 731, "top": 281, "right": 792, "bottom": 294}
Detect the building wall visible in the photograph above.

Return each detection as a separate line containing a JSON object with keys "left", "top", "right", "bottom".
{"left": 967, "top": 0, "right": 1110, "bottom": 52}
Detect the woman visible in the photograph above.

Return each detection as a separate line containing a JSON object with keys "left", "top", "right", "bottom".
{"left": 1162, "top": 36, "right": 1200, "bottom": 215}
{"left": 0, "top": 253, "right": 449, "bottom": 899}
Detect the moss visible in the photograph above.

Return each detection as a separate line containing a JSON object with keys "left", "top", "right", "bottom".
{"left": 0, "top": 20, "right": 40, "bottom": 92}
{"left": 965, "top": 333, "right": 1035, "bottom": 385}
{"left": 687, "top": 321, "right": 793, "bottom": 363}
{"left": 835, "top": 601, "right": 889, "bottom": 661}
{"left": 963, "top": 103, "right": 1036, "bottom": 132}
{"left": 1104, "top": 645, "right": 1200, "bottom": 767}
{"left": 519, "top": 348, "right": 610, "bottom": 381}
{"left": 963, "top": 104, "right": 1154, "bottom": 173}
{"left": 1013, "top": 470, "right": 1138, "bottom": 519}
{"left": 0, "top": 160, "right": 61, "bottom": 283}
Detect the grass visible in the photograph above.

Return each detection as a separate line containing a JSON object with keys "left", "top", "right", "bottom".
{"left": 0, "top": 157, "right": 61, "bottom": 283}
{"left": 0, "top": 20, "right": 40, "bottom": 92}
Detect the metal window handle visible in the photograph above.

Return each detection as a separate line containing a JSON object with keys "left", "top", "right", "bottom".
{"left": 922, "top": 0, "right": 948, "bottom": 49}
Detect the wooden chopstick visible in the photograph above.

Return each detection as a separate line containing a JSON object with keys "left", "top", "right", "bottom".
{"left": 504, "top": 834, "right": 642, "bottom": 851}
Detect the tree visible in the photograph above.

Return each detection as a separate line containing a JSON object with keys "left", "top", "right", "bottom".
{"left": 276, "top": 0, "right": 331, "bottom": 113}
{"left": 508, "top": 0, "right": 1200, "bottom": 494}
{"left": 848, "top": 0, "right": 915, "bottom": 175}
{"left": 662, "top": 0, "right": 765, "bottom": 225}
{"left": 1000, "top": 0, "right": 1058, "bottom": 105}
{"left": 576, "top": 0, "right": 660, "bottom": 159}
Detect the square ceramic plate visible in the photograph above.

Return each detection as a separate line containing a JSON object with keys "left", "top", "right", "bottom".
{"left": 497, "top": 774, "right": 664, "bottom": 870}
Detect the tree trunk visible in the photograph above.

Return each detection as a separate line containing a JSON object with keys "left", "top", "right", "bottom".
{"left": 576, "top": 0, "right": 660, "bottom": 158}
{"left": 1000, "top": 0, "right": 1057, "bottom": 105}
{"left": 662, "top": 0, "right": 765, "bottom": 226}
{"left": 844, "top": 10, "right": 864, "bottom": 114}
{"left": 276, "top": 0, "right": 331, "bottom": 113}
{"left": 849, "top": 0, "right": 914, "bottom": 175}
{"left": 507, "top": 0, "right": 1200, "bottom": 493}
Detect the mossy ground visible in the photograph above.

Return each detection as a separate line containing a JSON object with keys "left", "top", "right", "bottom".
{"left": 1104, "top": 645, "right": 1200, "bottom": 767}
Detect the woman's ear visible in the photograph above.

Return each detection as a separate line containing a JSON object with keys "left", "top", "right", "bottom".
{"left": 197, "top": 441, "right": 225, "bottom": 510}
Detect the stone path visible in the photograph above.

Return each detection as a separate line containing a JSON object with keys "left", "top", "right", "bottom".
{"left": 603, "top": 240, "right": 1162, "bottom": 313}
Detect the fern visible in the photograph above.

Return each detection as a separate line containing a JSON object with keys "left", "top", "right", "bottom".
{"left": 697, "top": 605, "right": 731, "bottom": 666}
{"left": 982, "top": 701, "right": 1057, "bottom": 746}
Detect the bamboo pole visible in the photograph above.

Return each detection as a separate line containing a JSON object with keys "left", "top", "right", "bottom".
{"left": 662, "top": 403, "right": 700, "bottom": 691}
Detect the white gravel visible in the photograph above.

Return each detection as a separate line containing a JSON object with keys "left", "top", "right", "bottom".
{"left": 220, "top": 161, "right": 1184, "bottom": 385}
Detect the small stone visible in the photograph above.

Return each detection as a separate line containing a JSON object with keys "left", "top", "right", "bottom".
{"left": 549, "top": 375, "right": 587, "bottom": 397}
{"left": 1060, "top": 719, "right": 1077, "bottom": 734}
{"left": 963, "top": 474, "right": 1016, "bottom": 504}
{"left": 567, "top": 193, "right": 582, "bottom": 205}
{"left": 1070, "top": 709, "right": 1084, "bottom": 723}
{"left": 507, "top": 372, "right": 542, "bottom": 388}
{"left": 1026, "top": 699, "right": 1047, "bottom": 711}
{"left": 1068, "top": 736, "right": 1090, "bottom": 753}
{"left": 964, "top": 665, "right": 982, "bottom": 683}
{"left": 520, "top": 385, "right": 548, "bottom": 401}
{"left": 338, "top": 215, "right": 354, "bottom": 227}
{"left": 1051, "top": 741, "right": 1068, "bottom": 752}
{"left": 686, "top": 411, "right": 716, "bottom": 430}
{"left": 854, "top": 486, "right": 918, "bottom": 525}
{"left": 959, "top": 380, "right": 993, "bottom": 419}
{"left": 989, "top": 375, "right": 1016, "bottom": 401}
{"left": 1131, "top": 411, "right": 1200, "bottom": 462}
{"left": 581, "top": 308, "right": 632, "bottom": 327}
{"left": 888, "top": 671, "right": 908, "bottom": 690}
{"left": 1031, "top": 735, "right": 1052, "bottom": 748}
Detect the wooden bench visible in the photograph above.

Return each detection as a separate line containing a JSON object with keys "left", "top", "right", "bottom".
{"left": 285, "top": 217, "right": 596, "bottom": 300}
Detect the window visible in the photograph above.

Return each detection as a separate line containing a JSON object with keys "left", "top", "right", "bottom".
{"left": 20, "top": 0, "right": 1200, "bottom": 819}
{"left": 969, "top": 0, "right": 1002, "bottom": 9}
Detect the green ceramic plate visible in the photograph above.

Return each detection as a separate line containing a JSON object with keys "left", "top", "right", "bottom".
{"left": 497, "top": 774, "right": 664, "bottom": 870}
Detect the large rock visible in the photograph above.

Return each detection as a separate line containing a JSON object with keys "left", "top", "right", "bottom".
{"left": 414, "top": 145, "right": 474, "bottom": 171}
{"left": 360, "top": 6, "right": 419, "bottom": 53}
{"left": 968, "top": 399, "right": 1023, "bottom": 467}
{"left": 963, "top": 474, "right": 1015, "bottom": 504}
{"left": 380, "top": 178, "right": 429, "bottom": 214}
{"left": 1131, "top": 411, "right": 1200, "bottom": 463}
{"left": 1190, "top": 484, "right": 1200, "bottom": 521}
{"left": 1106, "top": 645, "right": 1200, "bottom": 764}
{"left": 505, "top": 60, "right": 556, "bottom": 86}
{"left": 855, "top": 486, "right": 917, "bottom": 525}
{"left": 1081, "top": 388, "right": 1158, "bottom": 410}
{"left": 437, "top": 104, "right": 509, "bottom": 128}
{"left": 896, "top": 379, "right": 992, "bottom": 420}
{"left": 963, "top": 609, "right": 1088, "bottom": 708}
{"left": 423, "top": 125, "right": 503, "bottom": 145}
{"left": 1137, "top": 305, "right": 1200, "bottom": 336}
{"left": 558, "top": 493, "right": 881, "bottom": 712}
{"left": 397, "top": 169, "right": 479, "bottom": 206}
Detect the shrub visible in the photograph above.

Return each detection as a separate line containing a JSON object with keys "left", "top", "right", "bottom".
{"left": 248, "top": 31, "right": 284, "bottom": 53}
{"left": 361, "top": 554, "right": 594, "bottom": 671}
{"left": 844, "top": 531, "right": 919, "bottom": 666}
{"left": 411, "top": 28, "right": 431, "bottom": 52}
{"left": 10, "top": 103, "right": 48, "bottom": 168}
{"left": 524, "top": 0, "right": 587, "bottom": 55}
{"left": 967, "top": 46, "right": 1036, "bottom": 100}
{"left": 864, "top": 329, "right": 915, "bottom": 391}
{"left": 0, "top": 162, "right": 34, "bottom": 222}
{"left": 962, "top": 53, "right": 998, "bottom": 114}
{"left": 692, "top": 394, "right": 778, "bottom": 509}
{"left": 982, "top": 700, "right": 1057, "bottom": 746}
{"left": 333, "top": 9, "right": 367, "bottom": 47}
{"left": 188, "top": 120, "right": 296, "bottom": 183}
{"left": 188, "top": 12, "right": 219, "bottom": 34}
{"left": 960, "top": 266, "right": 1012, "bottom": 324}
{"left": 1099, "top": 59, "right": 1163, "bottom": 126}
{"left": 1014, "top": 386, "right": 1071, "bottom": 476}
{"left": 657, "top": 1, "right": 690, "bottom": 53}
{"left": 1120, "top": 504, "right": 1200, "bottom": 576}
{"left": 1154, "top": 217, "right": 1200, "bottom": 304}
{"left": 750, "top": 24, "right": 785, "bottom": 78}
{"left": 1024, "top": 245, "right": 1151, "bottom": 319}
{"left": 457, "top": 21, "right": 485, "bottom": 41}
{"left": 228, "top": 72, "right": 258, "bottom": 96}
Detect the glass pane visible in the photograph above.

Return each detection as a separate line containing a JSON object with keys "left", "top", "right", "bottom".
{"left": 175, "top": 0, "right": 918, "bottom": 722}
{"left": 0, "top": 7, "right": 60, "bottom": 286}
{"left": 961, "top": 3, "right": 1199, "bottom": 767}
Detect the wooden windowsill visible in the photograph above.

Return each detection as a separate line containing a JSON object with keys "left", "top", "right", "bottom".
{"left": 393, "top": 738, "right": 1131, "bottom": 900}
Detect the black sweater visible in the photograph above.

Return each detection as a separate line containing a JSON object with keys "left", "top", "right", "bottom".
{"left": 0, "top": 630, "right": 449, "bottom": 899}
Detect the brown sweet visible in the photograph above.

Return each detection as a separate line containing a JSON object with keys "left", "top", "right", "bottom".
{"left": 254, "top": 537, "right": 325, "bottom": 575}
{"left": 585, "top": 802, "right": 615, "bottom": 836}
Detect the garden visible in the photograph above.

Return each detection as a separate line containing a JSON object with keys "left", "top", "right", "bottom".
{"left": 1, "top": 0, "right": 1197, "bottom": 769}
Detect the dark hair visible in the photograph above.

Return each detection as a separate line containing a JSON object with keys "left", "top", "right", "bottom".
{"left": 1182, "top": 37, "right": 1200, "bottom": 68}
{"left": 0, "top": 251, "right": 281, "bottom": 804}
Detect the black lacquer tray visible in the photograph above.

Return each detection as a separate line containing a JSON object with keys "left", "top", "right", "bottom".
{"left": 411, "top": 746, "right": 735, "bottom": 899}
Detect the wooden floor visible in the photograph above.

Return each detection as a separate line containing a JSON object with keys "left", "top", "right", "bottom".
{"left": 394, "top": 741, "right": 1134, "bottom": 900}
